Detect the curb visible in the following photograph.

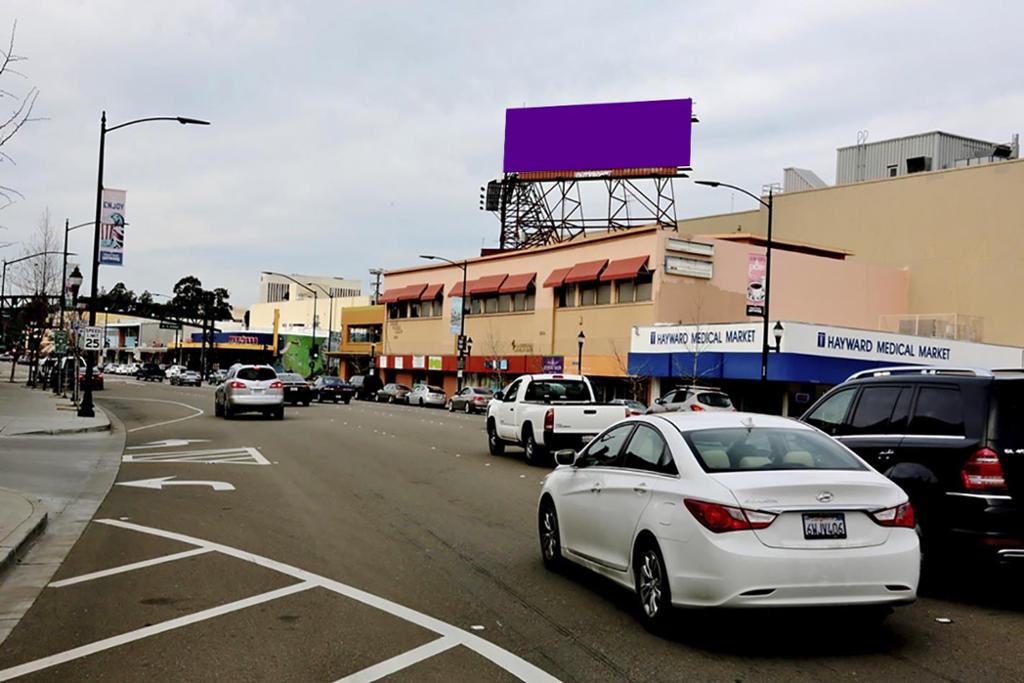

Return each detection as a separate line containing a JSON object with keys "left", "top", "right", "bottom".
{"left": 0, "top": 508, "right": 48, "bottom": 578}
{"left": 7, "top": 421, "right": 111, "bottom": 437}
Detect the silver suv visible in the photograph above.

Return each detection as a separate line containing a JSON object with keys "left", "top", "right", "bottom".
{"left": 647, "top": 386, "right": 734, "bottom": 414}
{"left": 214, "top": 364, "right": 284, "bottom": 419}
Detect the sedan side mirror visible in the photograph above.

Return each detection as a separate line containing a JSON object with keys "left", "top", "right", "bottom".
{"left": 554, "top": 449, "right": 577, "bottom": 466}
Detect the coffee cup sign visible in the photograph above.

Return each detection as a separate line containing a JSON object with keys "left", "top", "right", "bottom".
{"left": 746, "top": 254, "right": 767, "bottom": 317}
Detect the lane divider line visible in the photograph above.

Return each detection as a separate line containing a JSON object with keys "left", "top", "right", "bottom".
{"left": 48, "top": 548, "right": 214, "bottom": 588}
{"left": 337, "top": 635, "right": 459, "bottom": 682}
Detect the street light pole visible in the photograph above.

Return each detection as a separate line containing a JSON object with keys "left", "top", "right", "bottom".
{"left": 307, "top": 282, "right": 334, "bottom": 375}
{"left": 420, "top": 255, "right": 469, "bottom": 392}
{"left": 61, "top": 220, "right": 96, "bottom": 328}
{"left": 262, "top": 272, "right": 320, "bottom": 377}
{"left": 0, "top": 250, "right": 66, "bottom": 353}
{"left": 695, "top": 180, "right": 775, "bottom": 385}
{"left": 79, "top": 112, "right": 210, "bottom": 418}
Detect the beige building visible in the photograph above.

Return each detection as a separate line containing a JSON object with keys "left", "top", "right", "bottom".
{"left": 246, "top": 295, "right": 372, "bottom": 335}
{"left": 686, "top": 156, "right": 1024, "bottom": 346}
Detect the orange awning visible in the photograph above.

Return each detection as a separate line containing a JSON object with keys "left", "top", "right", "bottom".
{"left": 599, "top": 256, "right": 649, "bottom": 281}
{"left": 470, "top": 274, "right": 508, "bottom": 295}
{"left": 396, "top": 283, "right": 428, "bottom": 301}
{"left": 564, "top": 259, "right": 608, "bottom": 284}
{"left": 499, "top": 272, "right": 536, "bottom": 294}
{"left": 542, "top": 267, "right": 573, "bottom": 288}
{"left": 379, "top": 288, "right": 402, "bottom": 303}
{"left": 420, "top": 283, "right": 444, "bottom": 300}
{"left": 449, "top": 279, "right": 477, "bottom": 297}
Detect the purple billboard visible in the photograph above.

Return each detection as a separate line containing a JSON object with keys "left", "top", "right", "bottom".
{"left": 503, "top": 98, "right": 692, "bottom": 175}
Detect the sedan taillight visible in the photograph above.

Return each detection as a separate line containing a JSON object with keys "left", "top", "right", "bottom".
{"left": 684, "top": 499, "right": 777, "bottom": 533}
{"left": 690, "top": 404, "right": 704, "bottom": 411}
{"left": 229, "top": 381, "right": 246, "bottom": 389}
{"left": 869, "top": 502, "right": 915, "bottom": 528}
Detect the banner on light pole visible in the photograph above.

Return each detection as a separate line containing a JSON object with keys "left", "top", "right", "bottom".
{"left": 98, "top": 188, "right": 127, "bottom": 266}
{"left": 746, "top": 253, "right": 766, "bottom": 317}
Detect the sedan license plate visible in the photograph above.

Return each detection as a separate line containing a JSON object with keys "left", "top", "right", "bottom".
{"left": 802, "top": 513, "right": 847, "bottom": 540}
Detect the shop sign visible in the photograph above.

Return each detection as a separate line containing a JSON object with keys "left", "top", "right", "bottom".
{"left": 412, "top": 355, "right": 425, "bottom": 369}
{"left": 542, "top": 356, "right": 564, "bottom": 373}
{"left": 428, "top": 356, "right": 442, "bottom": 370}
{"left": 393, "top": 356, "right": 404, "bottom": 369}
{"left": 378, "top": 356, "right": 388, "bottom": 369}
{"left": 746, "top": 253, "right": 766, "bottom": 317}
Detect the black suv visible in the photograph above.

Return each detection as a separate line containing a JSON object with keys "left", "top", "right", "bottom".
{"left": 136, "top": 363, "right": 166, "bottom": 382}
{"left": 801, "top": 366, "right": 1023, "bottom": 563}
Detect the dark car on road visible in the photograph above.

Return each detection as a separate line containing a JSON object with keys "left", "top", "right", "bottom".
{"left": 135, "top": 363, "right": 165, "bottom": 382}
{"left": 313, "top": 376, "right": 355, "bottom": 404}
{"left": 349, "top": 374, "right": 382, "bottom": 401}
{"left": 801, "top": 366, "right": 1024, "bottom": 565}
{"left": 376, "top": 383, "right": 411, "bottom": 404}
{"left": 448, "top": 386, "right": 494, "bottom": 414}
{"left": 279, "top": 372, "right": 312, "bottom": 406}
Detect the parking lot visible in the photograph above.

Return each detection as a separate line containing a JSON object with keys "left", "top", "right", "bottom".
{"left": 1, "top": 377, "right": 1024, "bottom": 681}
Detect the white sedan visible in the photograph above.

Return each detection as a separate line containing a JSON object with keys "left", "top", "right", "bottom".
{"left": 537, "top": 412, "right": 919, "bottom": 629}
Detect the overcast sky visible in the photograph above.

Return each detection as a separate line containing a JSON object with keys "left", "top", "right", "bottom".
{"left": 1, "top": 1, "right": 1021, "bottom": 305}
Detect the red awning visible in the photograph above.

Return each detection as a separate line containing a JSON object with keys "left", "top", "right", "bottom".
{"left": 564, "top": 259, "right": 608, "bottom": 284}
{"left": 542, "top": 267, "right": 573, "bottom": 288}
{"left": 499, "top": 272, "right": 536, "bottom": 293}
{"left": 599, "top": 256, "right": 650, "bottom": 281}
{"left": 470, "top": 274, "right": 508, "bottom": 295}
{"left": 449, "top": 279, "right": 477, "bottom": 297}
{"left": 420, "top": 283, "right": 444, "bottom": 300}
{"left": 379, "top": 288, "right": 402, "bottom": 303}
{"left": 396, "top": 283, "right": 428, "bottom": 301}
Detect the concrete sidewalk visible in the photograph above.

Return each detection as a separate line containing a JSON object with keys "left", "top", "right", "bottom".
{"left": 0, "top": 375, "right": 110, "bottom": 437}
{"left": 0, "top": 375, "right": 124, "bottom": 643}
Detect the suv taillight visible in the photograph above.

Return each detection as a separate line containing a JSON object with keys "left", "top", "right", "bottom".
{"left": 869, "top": 502, "right": 915, "bottom": 528}
{"left": 961, "top": 447, "right": 1008, "bottom": 491}
{"left": 544, "top": 408, "right": 554, "bottom": 432}
{"left": 269, "top": 380, "right": 283, "bottom": 389}
{"left": 229, "top": 381, "right": 245, "bottom": 389}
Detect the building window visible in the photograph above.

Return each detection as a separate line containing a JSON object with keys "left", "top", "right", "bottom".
{"left": 485, "top": 296, "right": 498, "bottom": 314}
{"left": 616, "top": 271, "right": 653, "bottom": 303}
{"left": 597, "top": 282, "right": 612, "bottom": 305}
{"left": 266, "top": 282, "right": 290, "bottom": 303}
{"left": 887, "top": 164, "right": 898, "bottom": 177}
{"left": 556, "top": 284, "right": 577, "bottom": 308}
{"left": 409, "top": 301, "right": 422, "bottom": 318}
{"left": 512, "top": 289, "right": 535, "bottom": 312}
{"left": 387, "top": 303, "right": 409, "bottom": 319}
{"left": 348, "top": 325, "right": 381, "bottom": 344}
{"left": 498, "top": 294, "right": 512, "bottom": 313}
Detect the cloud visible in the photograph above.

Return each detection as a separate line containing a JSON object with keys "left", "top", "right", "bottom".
{"left": 1, "top": 0, "right": 1021, "bottom": 304}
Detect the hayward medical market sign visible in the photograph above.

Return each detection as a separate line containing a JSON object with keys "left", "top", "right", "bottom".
{"left": 633, "top": 321, "right": 1024, "bottom": 369}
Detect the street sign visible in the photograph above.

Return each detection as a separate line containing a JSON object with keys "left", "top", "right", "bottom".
{"left": 54, "top": 330, "right": 69, "bottom": 354}
{"left": 81, "top": 326, "right": 103, "bottom": 351}
{"left": 159, "top": 321, "right": 182, "bottom": 330}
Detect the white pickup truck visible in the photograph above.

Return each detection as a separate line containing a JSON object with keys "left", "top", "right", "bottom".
{"left": 486, "top": 374, "right": 631, "bottom": 465}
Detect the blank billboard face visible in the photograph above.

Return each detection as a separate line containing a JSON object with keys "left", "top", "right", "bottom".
{"left": 503, "top": 98, "right": 692, "bottom": 175}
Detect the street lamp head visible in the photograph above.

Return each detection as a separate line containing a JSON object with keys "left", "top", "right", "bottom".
{"left": 694, "top": 180, "right": 720, "bottom": 188}
{"left": 419, "top": 255, "right": 437, "bottom": 261}
{"left": 577, "top": 330, "right": 586, "bottom": 343}
{"left": 68, "top": 266, "right": 84, "bottom": 289}
{"left": 176, "top": 117, "right": 211, "bottom": 126}
{"left": 773, "top": 321, "right": 784, "bottom": 346}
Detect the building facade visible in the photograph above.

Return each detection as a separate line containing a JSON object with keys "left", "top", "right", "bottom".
{"left": 258, "top": 273, "right": 362, "bottom": 304}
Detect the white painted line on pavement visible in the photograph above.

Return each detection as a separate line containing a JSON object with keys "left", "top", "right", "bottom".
{"left": 48, "top": 548, "right": 213, "bottom": 588}
{"left": 0, "top": 582, "right": 314, "bottom": 681}
{"left": 99, "top": 397, "right": 205, "bottom": 433}
{"left": 337, "top": 635, "right": 458, "bottom": 682}
{"left": 93, "top": 519, "right": 560, "bottom": 682}
{"left": 123, "top": 446, "right": 271, "bottom": 466}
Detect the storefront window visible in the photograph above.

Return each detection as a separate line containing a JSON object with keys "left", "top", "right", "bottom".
{"left": 348, "top": 325, "right": 382, "bottom": 344}
{"left": 557, "top": 284, "right": 577, "bottom": 308}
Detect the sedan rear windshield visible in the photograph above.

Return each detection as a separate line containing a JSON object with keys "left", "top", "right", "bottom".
{"left": 473, "top": 388, "right": 493, "bottom": 395}
{"left": 236, "top": 367, "right": 277, "bottom": 381}
{"left": 524, "top": 380, "right": 591, "bottom": 402}
{"left": 696, "top": 392, "right": 732, "bottom": 408}
{"left": 321, "top": 377, "right": 344, "bottom": 385}
{"left": 684, "top": 427, "right": 866, "bottom": 472}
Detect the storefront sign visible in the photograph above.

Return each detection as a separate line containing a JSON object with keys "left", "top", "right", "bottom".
{"left": 412, "top": 355, "right": 425, "bottom": 369}
{"left": 428, "top": 356, "right": 442, "bottom": 370}
{"left": 98, "top": 189, "right": 127, "bottom": 266}
{"left": 746, "top": 254, "right": 766, "bottom": 317}
{"left": 542, "top": 356, "right": 564, "bottom": 373}
{"left": 393, "top": 356, "right": 404, "bottom": 369}
{"left": 378, "top": 356, "right": 388, "bottom": 369}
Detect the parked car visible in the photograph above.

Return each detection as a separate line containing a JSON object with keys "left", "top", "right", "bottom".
{"left": 409, "top": 384, "right": 446, "bottom": 408}
{"left": 78, "top": 366, "right": 104, "bottom": 391}
{"left": 313, "top": 376, "right": 355, "bottom": 404}
{"left": 647, "top": 386, "right": 735, "bottom": 414}
{"left": 538, "top": 412, "right": 919, "bottom": 630}
{"left": 376, "top": 383, "right": 412, "bottom": 404}
{"left": 214, "top": 364, "right": 284, "bottom": 419}
{"left": 610, "top": 398, "right": 648, "bottom": 416}
{"left": 349, "top": 374, "right": 383, "bottom": 401}
{"left": 449, "top": 386, "right": 494, "bottom": 414}
{"left": 486, "top": 374, "right": 632, "bottom": 465}
{"left": 165, "top": 365, "right": 186, "bottom": 380}
{"left": 208, "top": 368, "right": 229, "bottom": 385}
{"left": 173, "top": 370, "right": 201, "bottom": 387}
{"left": 800, "top": 365, "right": 1024, "bottom": 565}
{"left": 135, "top": 362, "right": 166, "bottom": 382}
{"left": 278, "top": 372, "right": 312, "bottom": 405}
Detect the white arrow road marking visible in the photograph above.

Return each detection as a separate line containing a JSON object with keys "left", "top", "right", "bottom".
{"left": 116, "top": 476, "right": 234, "bottom": 491}
{"left": 127, "top": 439, "right": 210, "bottom": 450}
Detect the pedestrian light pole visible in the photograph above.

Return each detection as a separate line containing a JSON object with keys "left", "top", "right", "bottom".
{"left": 420, "top": 254, "right": 469, "bottom": 392}
{"left": 262, "top": 272, "right": 318, "bottom": 376}
{"left": 79, "top": 112, "right": 210, "bottom": 418}
{"left": 695, "top": 180, "right": 775, "bottom": 385}
{"left": 577, "top": 330, "right": 586, "bottom": 376}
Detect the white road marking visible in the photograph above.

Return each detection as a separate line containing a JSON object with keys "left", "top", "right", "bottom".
{"left": 127, "top": 439, "right": 209, "bottom": 450}
{"left": 77, "top": 519, "right": 559, "bottom": 682}
{"left": 337, "top": 635, "right": 458, "bottom": 683}
{"left": 99, "top": 397, "right": 205, "bottom": 433}
{"left": 48, "top": 548, "right": 213, "bottom": 587}
{"left": 116, "top": 476, "right": 235, "bottom": 492}
{"left": 123, "top": 446, "right": 270, "bottom": 466}
{"left": 0, "top": 582, "right": 314, "bottom": 681}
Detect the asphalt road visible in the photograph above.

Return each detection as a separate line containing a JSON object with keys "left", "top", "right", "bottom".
{"left": 1, "top": 378, "right": 1023, "bottom": 681}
